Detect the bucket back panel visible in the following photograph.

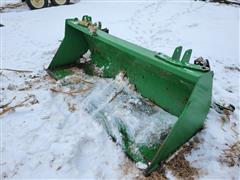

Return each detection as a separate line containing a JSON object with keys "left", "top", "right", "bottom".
{"left": 83, "top": 35, "right": 194, "bottom": 116}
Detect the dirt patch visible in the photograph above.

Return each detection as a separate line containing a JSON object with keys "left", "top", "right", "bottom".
{"left": 219, "top": 141, "right": 240, "bottom": 167}
{"left": 165, "top": 137, "right": 200, "bottom": 180}
{"left": 136, "top": 136, "right": 201, "bottom": 180}
{"left": 120, "top": 157, "right": 167, "bottom": 180}
{"left": 120, "top": 158, "right": 143, "bottom": 179}
{"left": 139, "top": 172, "right": 167, "bottom": 180}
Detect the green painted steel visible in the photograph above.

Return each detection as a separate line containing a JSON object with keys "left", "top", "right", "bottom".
{"left": 47, "top": 16, "right": 213, "bottom": 175}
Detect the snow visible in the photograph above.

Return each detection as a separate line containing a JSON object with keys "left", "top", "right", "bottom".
{"left": 0, "top": 70, "right": 141, "bottom": 179}
{"left": 80, "top": 71, "right": 177, "bottom": 146}
{"left": 1, "top": 0, "right": 239, "bottom": 179}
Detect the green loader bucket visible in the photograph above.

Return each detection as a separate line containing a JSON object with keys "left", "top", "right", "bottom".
{"left": 47, "top": 16, "right": 213, "bottom": 175}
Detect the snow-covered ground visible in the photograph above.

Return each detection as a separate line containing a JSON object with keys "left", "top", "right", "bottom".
{"left": 0, "top": 0, "right": 239, "bottom": 179}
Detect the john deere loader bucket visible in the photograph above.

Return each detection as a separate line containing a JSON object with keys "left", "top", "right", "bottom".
{"left": 47, "top": 16, "right": 213, "bottom": 175}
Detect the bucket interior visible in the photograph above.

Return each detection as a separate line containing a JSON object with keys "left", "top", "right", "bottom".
{"left": 55, "top": 67, "right": 179, "bottom": 165}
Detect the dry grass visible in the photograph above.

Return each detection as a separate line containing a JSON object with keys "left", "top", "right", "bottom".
{"left": 220, "top": 109, "right": 231, "bottom": 130}
{"left": 219, "top": 141, "right": 240, "bottom": 167}
{"left": 0, "top": 95, "right": 38, "bottom": 116}
{"left": 0, "top": 68, "right": 32, "bottom": 73}
{"left": 67, "top": 102, "right": 77, "bottom": 112}
{"left": 50, "top": 86, "right": 92, "bottom": 96}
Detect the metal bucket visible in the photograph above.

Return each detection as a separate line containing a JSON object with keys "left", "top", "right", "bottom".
{"left": 47, "top": 16, "right": 213, "bottom": 175}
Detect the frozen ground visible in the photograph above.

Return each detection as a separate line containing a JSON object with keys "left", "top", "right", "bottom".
{"left": 0, "top": 0, "right": 239, "bottom": 179}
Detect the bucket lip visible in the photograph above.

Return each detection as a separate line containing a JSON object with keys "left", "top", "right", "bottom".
{"left": 65, "top": 18, "right": 212, "bottom": 82}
